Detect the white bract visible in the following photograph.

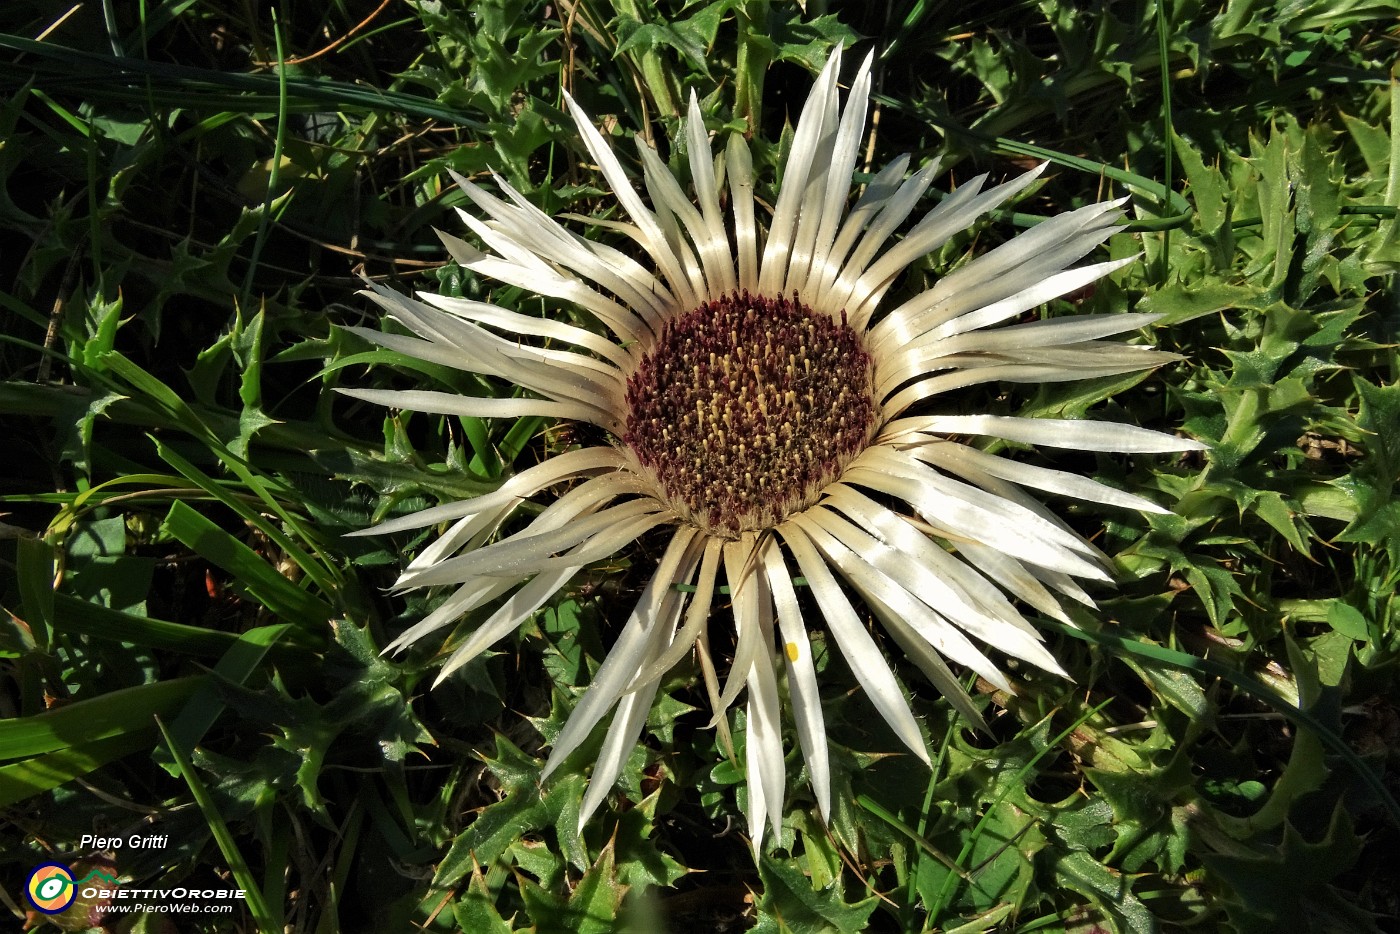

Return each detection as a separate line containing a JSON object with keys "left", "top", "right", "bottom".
{"left": 344, "top": 47, "right": 1203, "bottom": 853}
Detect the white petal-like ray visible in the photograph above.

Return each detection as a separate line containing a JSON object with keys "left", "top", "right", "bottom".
{"left": 629, "top": 536, "right": 724, "bottom": 691}
{"left": 734, "top": 552, "right": 786, "bottom": 852}
{"left": 725, "top": 133, "right": 759, "bottom": 292}
{"left": 422, "top": 292, "right": 636, "bottom": 371}
{"left": 360, "top": 279, "right": 611, "bottom": 388}
{"left": 337, "top": 386, "right": 611, "bottom": 428}
{"left": 578, "top": 667, "right": 663, "bottom": 830}
{"left": 398, "top": 501, "right": 671, "bottom": 587}
{"left": 804, "top": 507, "right": 1066, "bottom": 679}
{"left": 637, "top": 139, "right": 726, "bottom": 301}
{"left": 577, "top": 544, "right": 700, "bottom": 828}
{"left": 385, "top": 577, "right": 516, "bottom": 655}
{"left": 847, "top": 165, "right": 1050, "bottom": 327}
{"left": 909, "top": 438, "right": 1172, "bottom": 514}
{"left": 781, "top": 52, "right": 850, "bottom": 297}
{"left": 908, "top": 447, "right": 1112, "bottom": 564}
{"left": 760, "top": 535, "right": 830, "bottom": 822}
{"left": 403, "top": 507, "right": 514, "bottom": 578}
{"left": 779, "top": 522, "right": 931, "bottom": 765}
{"left": 450, "top": 169, "right": 674, "bottom": 328}
{"left": 876, "top": 200, "right": 1127, "bottom": 347}
{"left": 717, "top": 535, "right": 762, "bottom": 715}
{"left": 564, "top": 91, "right": 700, "bottom": 311}
{"left": 407, "top": 291, "right": 630, "bottom": 386}
{"left": 787, "top": 50, "right": 873, "bottom": 298}
{"left": 435, "top": 558, "right": 584, "bottom": 683}
{"left": 439, "top": 228, "right": 653, "bottom": 346}
{"left": 854, "top": 584, "right": 989, "bottom": 730}
{"left": 876, "top": 311, "right": 1162, "bottom": 397}
{"left": 791, "top": 511, "right": 1019, "bottom": 690}
{"left": 880, "top": 414, "right": 1207, "bottom": 453}
{"left": 351, "top": 496, "right": 503, "bottom": 549}
{"left": 759, "top": 49, "right": 844, "bottom": 295}
{"left": 1024, "top": 563, "right": 1099, "bottom": 606}
{"left": 345, "top": 325, "right": 621, "bottom": 415}
{"left": 824, "top": 160, "right": 940, "bottom": 314}
{"left": 882, "top": 345, "right": 1169, "bottom": 419}
{"left": 396, "top": 470, "right": 656, "bottom": 582}
{"left": 637, "top": 140, "right": 710, "bottom": 301}
{"left": 340, "top": 325, "right": 476, "bottom": 372}
{"left": 878, "top": 257, "right": 1138, "bottom": 352}
{"left": 936, "top": 310, "right": 1163, "bottom": 354}
{"left": 542, "top": 527, "right": 702, "bottom": 781}
{"left": 820, "top": 484, "right": 1042, "bottom": 639}
{"left": 807, "top": 153, "right": 912, "bottom": 298}
{"left": 844, "top": 446, "right": 1108, "bottom": 579}
{"left": 351, "top": 447, "right": 625, "bottom": 539}
{"left": 686, "top": 93, "right": 738, "bottom": 297}
{"left": 950, "top": 540, "right": 1080, "bottom": 623}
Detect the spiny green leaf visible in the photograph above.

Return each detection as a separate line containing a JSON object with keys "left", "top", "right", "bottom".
{"left": 1200, "top": 803, "right": 1366, "bottom": 931}
{"left": 752, "top": 855, "right": 879, "bottom": 934}
{"left": 565, "top": 840, "right": 627, "bottom": 934}
{"left": 452, "top": 861, "right": 514, "bottom": 934}
{"left": 1050, "top": 850, "right": 1158, "bottom": 934}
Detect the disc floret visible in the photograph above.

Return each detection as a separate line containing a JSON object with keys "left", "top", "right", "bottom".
{"left": 624, "top": 290, "right": 876, "bottom": 537}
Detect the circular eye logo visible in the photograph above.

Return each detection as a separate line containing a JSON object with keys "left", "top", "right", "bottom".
{"left": 26, "top": 862, "right": 77, "bottom": 914}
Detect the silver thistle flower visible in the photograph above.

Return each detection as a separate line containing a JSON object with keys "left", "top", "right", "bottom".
{"left": 342, "top": 47, "right": 1203, "bottom": 852}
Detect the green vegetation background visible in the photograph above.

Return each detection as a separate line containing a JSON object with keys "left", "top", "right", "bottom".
{"left": 2, "top": 1, "right": 1398, "bottom": 931}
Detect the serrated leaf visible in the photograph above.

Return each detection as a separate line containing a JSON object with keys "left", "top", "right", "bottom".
{"left": 1123, "top": 658, "right": 1210, "bottom": 721}
{"left": 1136, "top": 280, "right": 1262, "bottom": 323}
{"left": 1174, "top": 130, "right": 1230, "bottom": 238}
{"left": 1201, "top": 804, "right": 1365, "bottom": 929}
{"left": 770, "top": 14, "right": 860, "bottom": 72}
{"left": 611, "top": 789, "right": 687, "bottom": 890}
{"left": 1333, "top": 377, "right": 1400, "bottom": 561}
{"left": 1250, "top": 490, "right": 1312, "bottom": 554}
{"left": 231, "top": 405, "right": 281, "bottom": 459}
{"left": 566, "top": 840, "right": 626, "bottom": 934}
{"left": 436, "top": 788, "right": 546, "bottom": 887}
{"left": 1051, "top": 850, "right": 1157, "bottom": 934}
{"left": 435, "top": 734, "right": 589, "bottom": 886}
{"left": 452, "top": 861, "right": 514, "bottom": 934}
{"left": 751, "top": 854, "right": 878, "bottom": 934}
{"left": 1182, "top": 562, "right": 1244, "bottom": 629}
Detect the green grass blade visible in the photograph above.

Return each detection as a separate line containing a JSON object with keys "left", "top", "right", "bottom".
{"left": 0, "top": 677, "right": 203, "bottom": 760}
{"left": 240, "top": 10, "right": 290, "bottom": 308}
{"left": 160, "top": 500, "right": 333, "bottom": 629}
{"left": 0, "top": 33, "right": 488, "bottom": 129}
{"left": 154, "top": 437, "right": 343, "bottom": 597}
{"left": 156, "top": 717, "right": 281, "bottom": 931}
{"left": 15, "top": 536, "right": 56, "bottom": 652}
{"left": 50, "top": 593, "right": 242, "bottom": 657}
{"left": 50, "top": 591, "right": 317, "bottom": 655}
{"left": 926, "top": 700, "right": 1113, "bottom": 918}
{"left": 0, "top": 732, "right": 160, "bottom": 807}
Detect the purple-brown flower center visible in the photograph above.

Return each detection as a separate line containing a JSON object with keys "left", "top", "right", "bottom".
{"left": 623, "top": 291, "right": 877, "bottom": 537}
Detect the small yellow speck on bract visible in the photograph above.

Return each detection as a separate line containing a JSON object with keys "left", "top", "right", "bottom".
{"left": 785, "top": 642, "right": 799, "bottom": 662}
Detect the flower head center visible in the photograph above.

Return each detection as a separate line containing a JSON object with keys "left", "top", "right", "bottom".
{"left": 623, "top": 291, "right": 877, "bottom": 537}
